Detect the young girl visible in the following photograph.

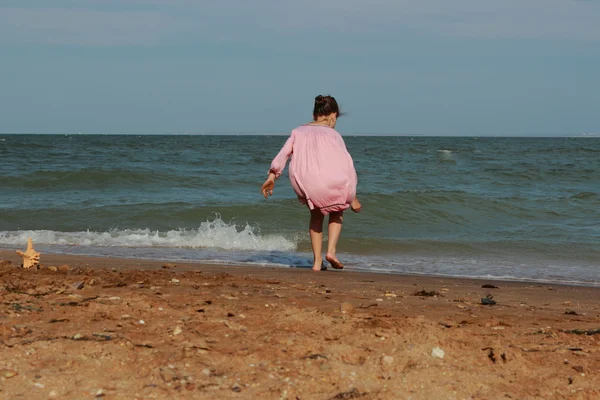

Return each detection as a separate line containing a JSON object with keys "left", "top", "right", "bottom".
{"left": 261, "top": 95, "right": 362, "bottom": 271}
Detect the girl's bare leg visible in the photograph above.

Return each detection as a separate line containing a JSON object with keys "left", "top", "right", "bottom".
{"left": 326, "top": 211, "right": 344, "bottom": 269}
{"left": 309, "top": 209, "right": 325, "bottom": 271}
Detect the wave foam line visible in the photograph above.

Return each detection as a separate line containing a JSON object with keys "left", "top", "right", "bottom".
{"left": 0, "top": 217, "right": 296, "bottom": 252}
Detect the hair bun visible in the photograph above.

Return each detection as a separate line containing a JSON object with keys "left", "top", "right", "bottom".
{"left": 312, "top": 94, "right": 340, "bottom": 120}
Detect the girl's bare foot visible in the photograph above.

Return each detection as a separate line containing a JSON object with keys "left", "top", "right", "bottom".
{"left": 325, "top": 253, "right": 344, "bottom": 269}
{"left": 312, "top": 259, "right": 325, "bottom": 271}
{"left": 350, "top": 198, "right": 362, "bottom": 213}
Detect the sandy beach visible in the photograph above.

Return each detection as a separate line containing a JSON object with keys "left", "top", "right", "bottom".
{"left": 0, "top": 251, "right": 599, "bottom": 399}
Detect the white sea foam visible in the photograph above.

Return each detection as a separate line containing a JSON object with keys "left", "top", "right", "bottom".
{"left": 0, "top": 217, "right": 296, "bottom": 252}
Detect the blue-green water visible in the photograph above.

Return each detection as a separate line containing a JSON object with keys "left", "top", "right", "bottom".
{"left": 1, "top": 134, "right": 599, "bottom": 285}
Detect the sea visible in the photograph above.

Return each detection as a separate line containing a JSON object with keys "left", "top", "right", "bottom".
{"left": 1, "top": 134, "right": 599, "bottom": 286}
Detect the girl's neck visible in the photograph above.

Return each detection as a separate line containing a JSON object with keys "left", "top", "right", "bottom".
{"left": 308, "top": 118, "right": 334, "bottom": 128}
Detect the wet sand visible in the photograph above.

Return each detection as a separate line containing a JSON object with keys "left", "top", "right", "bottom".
{"left": 1, "top": 251, "right": 599, "bottom": 399}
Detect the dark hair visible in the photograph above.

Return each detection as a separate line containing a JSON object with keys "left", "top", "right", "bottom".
{"left": 313, "top": 95, "right": 341, "bottom": 120}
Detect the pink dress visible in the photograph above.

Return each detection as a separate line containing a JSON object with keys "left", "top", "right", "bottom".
{"left": 269, "top": 124, "right": 358, "bottom": 215}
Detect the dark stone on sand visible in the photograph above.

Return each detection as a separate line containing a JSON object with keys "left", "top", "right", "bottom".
{"left": 329, "top": 388, "right": 365, "bottom": 399}
{"left": 413, "top": 289, "right": 440, "bottom": 297}
{"left": 481, "top": 298, "right": 497, "bottom": 305}
{"left": 481, "top": 294, "right": 496, "bottom": 305}
{"left": 563, "top": 328, "right": 600, "bottom": 336}
{"left": 564, "top": 310, "right": 579, "bottom": 315}
{"left": 70, "top": 281, "right": 84, "bottom": 290}
{"left": 482, "top": 284, "right": 499, "bottom": 289}
{"left": 572, "top": 365, "right": 585, "bottom": 373}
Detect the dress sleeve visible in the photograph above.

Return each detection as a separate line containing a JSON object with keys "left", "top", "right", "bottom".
{"left": 269, "top": 131, "right": 295, "bottom": 179}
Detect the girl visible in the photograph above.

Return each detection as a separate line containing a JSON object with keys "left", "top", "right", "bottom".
{"left": 261, "top": 95, "right": 361, "bottom": 271}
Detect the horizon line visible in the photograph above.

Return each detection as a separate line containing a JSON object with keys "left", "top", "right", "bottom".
{"left": 1, "top": 132, "right": 598, "bottom": 138}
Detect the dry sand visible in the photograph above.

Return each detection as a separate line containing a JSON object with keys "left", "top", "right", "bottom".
{"left": 1, "top": 251, "right": 599, "bottom": 399}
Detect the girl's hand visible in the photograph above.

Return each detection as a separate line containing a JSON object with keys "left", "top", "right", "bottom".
{"left": 350, "top": 198, "right": 362, "bottom": 213}
{"left": 261, "top": 177, "right": 275, "bottom": 199}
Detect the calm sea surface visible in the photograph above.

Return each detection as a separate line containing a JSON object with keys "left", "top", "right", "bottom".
{"left": 1, "top": 134, "right": 598, "bottom": 285}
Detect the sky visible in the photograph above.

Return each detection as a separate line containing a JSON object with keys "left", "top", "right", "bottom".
{"left": 0, "top": 1, "right": 599, "bottom": 136}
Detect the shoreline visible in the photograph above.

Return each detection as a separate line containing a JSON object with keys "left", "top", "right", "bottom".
{"left": 1, "top": 248, "right": 598, "bottom": 289}
{"left": 1, "top": 250, "right": 599, "bottom": 398}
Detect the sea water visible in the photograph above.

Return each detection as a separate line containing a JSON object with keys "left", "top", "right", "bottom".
{"left": 1, "top": 134, "right": 598, "bottom": 285}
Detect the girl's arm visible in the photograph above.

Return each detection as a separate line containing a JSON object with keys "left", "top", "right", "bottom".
{"left": 262, "top": 131, "right": 295, "bottom": 199}
{"left": 268, "top": 131, "right": 296, "bottom": 179}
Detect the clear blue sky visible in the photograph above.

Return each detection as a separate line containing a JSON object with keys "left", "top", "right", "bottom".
{"left": 1, "top": 1, "right": 599, "bottom": 136}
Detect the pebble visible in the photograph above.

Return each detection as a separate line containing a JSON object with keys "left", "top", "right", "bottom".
{"left": 0, "top": 369, "right": 18, "bottom": 378}
{"left": 381, "top": 355, "right": 394, "bottom": 365}
{"left": 431, "top": 347, "right": 445, "bottom": 359}
{"left": 173, "top": 326, "right": 182, "bottom": 336}
{"left": 57, "top": 265, "right": 70, "bottom": 273}
{"left": 171, "top": 278, "right": 180, "bottom": 284}
{"left": 201, "top": 368, "right": 211, "bottom": 376}
{"left": 340, "top": 302, "right": 354, "bottom": 314}
{"left": 139, "top": 320, "right": 145, "bottom": 325}
{"left": 69, "top": 281, "right": 84, "bottom": 290}
{"left": 73, "top": 333, "right": 83, "bottom": 340}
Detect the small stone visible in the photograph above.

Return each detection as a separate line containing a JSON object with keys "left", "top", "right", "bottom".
{"left": 381, "top": 355, "right": 394, "bottom": 365}
{"left": 573, "top": 366, "right": 585, "bottom": 373}
{"left": 340, "top": 302, "right": 354, "bottom": 314}
{"left": 1, "top": 368, "right": 18, "bottom": 378}
{"left": 73, "top": 333, "right": 83, "bottom": 340}
{"left": 57, "top": 264, "right": 70, "bottom": 273}
{"left": 159, "top": 367, "right": 177, "bottom": 382}
{"left": 173, "top": 326, "right": 182, "bottom": 336}
{"left": 384, "top": 293, "right": 397, "bottom": 297}
{"left": 88, "top": 279, "right": 97, "bottom": 286}
{"left": 69, "top": 281, "right": 84, "bottom": 290}
{"left": 201, "top": 368, "right": 211, "bottom": 376}
{"left": 231, "top": 383, "right": 242, "bottom": 392}
{"left": 139, "top": 320, "right": 145, "bottom": 325}
{"left": 162, "top": 263, "right": 177, "bottom": 269}
{"left": 171, "top": 278, "right": 180, "bottom": 284}
{"left": 47, "top": 266, "right": 58, "bottom": 272}
{"left": 33, "top": 382, "right": 45, "bottom": 388}
{"left": 431, "top": 347, "right": 445, "bottom": 359}
{"left": 224, "top": 321, "right": 247, "bottom": 332}
{"left": 375, "top": 298, "right": 384, "bottom": 302}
